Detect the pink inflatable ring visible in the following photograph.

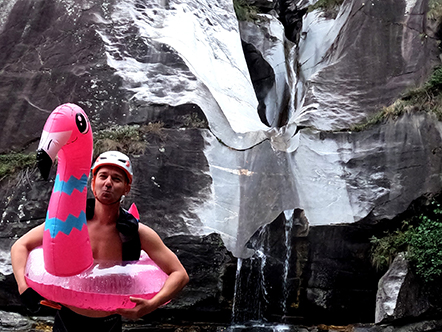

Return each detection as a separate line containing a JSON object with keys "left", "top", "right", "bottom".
{"left": 25, "top": 248, "right": 168, "bottom": 311}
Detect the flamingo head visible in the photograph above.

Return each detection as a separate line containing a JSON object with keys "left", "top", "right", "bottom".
{"left": 37, "top": 103, "right": 93, "bottom": 180}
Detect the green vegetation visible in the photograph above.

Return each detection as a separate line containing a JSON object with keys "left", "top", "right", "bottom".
{"left": 0, "top": 123, "right": 167, "bottom": 180}
{"left": 182, "top": 112, "right": 208, "bottom": 128}
{"left": 370, "top": 226, "right": 409, "bottom": 271}
{"left": 307, "top": 0, "right": 344, "bottom": 18}
{"left": 307, "top": 0, "right": 440, "bottom": 19}
{"left": 351, "top": 66, "right": 442, "bottom": 132}
{"left": 407, "top": 202, "right": 442, "bottom": 282}
{"left": 308, "top": 0, "right": 344, "bottom": 12}
{"left": 428, "top": 0, "right": 442, "bottom": 22}
{"left": 371, "top": 200, "right": 442, "bottom": 283}
{"left": 94, "top": 124, "right": 145, "bottom": 156}
{"left": 93, "top": 122, "right": 165, "bottom": 157}
{"left": 233, "top": 0, "right": 259, "bottom": 22}
{"left": 0, "top": 152, "right": 36, "bottom": 179}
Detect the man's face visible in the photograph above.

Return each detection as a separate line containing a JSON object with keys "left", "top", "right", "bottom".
{"left": 92, "top": 165, "right": 131, "bottom": 205}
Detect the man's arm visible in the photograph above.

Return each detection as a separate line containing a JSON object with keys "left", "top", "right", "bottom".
{"left": 11, "top": 223, "right": 45, "bottom": 294}
{"left": 116, "top": 223, "right": 189, "bottom": 319}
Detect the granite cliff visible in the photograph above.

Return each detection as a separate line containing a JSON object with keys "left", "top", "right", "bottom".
{"left": 0, "top": 0, "right": 441, "bottom": 330}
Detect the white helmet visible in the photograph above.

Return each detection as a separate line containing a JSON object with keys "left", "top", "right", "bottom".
{"left": 91, "top": 151, "right": 133, "bottom": 184}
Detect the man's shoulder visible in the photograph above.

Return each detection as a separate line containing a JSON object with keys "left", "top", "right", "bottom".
{"left": 138, "top": 223, "right": 162, "bottom": 242}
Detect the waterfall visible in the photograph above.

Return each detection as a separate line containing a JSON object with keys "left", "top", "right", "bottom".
{"left": 231, "top": 228, "right": 267, "bottom": 324}
{"left": 282, "top": 210, "right": 295, "bottom": 317}
{"left": 230, "top": 211, "right": 303, "bottom": 330}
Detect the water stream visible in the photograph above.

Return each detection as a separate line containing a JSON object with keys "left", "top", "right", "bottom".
{"left": 230, "top": 211, "right": 301, "bottom": 330}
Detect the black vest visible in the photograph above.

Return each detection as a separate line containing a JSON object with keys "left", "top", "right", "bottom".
{"left": 86, "top": 199, "right": 141, "bottom": 261}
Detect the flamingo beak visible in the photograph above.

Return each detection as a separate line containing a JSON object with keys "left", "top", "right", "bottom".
{"left": 36, "top": 129, "right": 71, "bottom": 181}
{"left": 36, "top": 149, "right": 53, "bottom": 180}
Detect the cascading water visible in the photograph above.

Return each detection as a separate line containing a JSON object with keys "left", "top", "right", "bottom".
{"left": 282, "top": 210, "right": 294, "bottom": 317}
{"left": 229, "top": 211, "right": 307, "bottom": 331}
{"left": 231, "top": 230, "right": 267, "bottom": 325}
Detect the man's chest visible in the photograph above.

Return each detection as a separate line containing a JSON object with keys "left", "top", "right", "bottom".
{"left": 88, "top": 224, "right": 123, "bottom": 261}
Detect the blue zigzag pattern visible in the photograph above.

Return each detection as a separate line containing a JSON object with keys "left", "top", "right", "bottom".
{"left": 53, "top": 174, "right": 88, "bottom": 195}
{"left": 45, "top": 211, "right": 87, "bottom": 238}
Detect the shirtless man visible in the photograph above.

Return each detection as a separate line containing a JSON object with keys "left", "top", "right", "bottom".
{"left": 11, "top": 151, "right": 189, "bottom": 331}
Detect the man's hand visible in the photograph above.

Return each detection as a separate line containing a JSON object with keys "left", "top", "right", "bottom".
{"left": 115, "top": 297, "right": 159, "bottom": 320}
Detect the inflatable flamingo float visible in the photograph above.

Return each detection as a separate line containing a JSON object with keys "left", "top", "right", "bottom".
{"left": 24, "top": 103, "right": 168, "bottom": 311}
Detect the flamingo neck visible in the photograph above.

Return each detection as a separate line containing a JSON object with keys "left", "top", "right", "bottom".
{"left": 43, "top": 143, "right": 94, "bottom": 276}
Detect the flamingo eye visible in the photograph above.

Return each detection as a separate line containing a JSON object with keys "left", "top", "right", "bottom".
{"left": 76, "top": 113, "right": 88, "bottom": 133}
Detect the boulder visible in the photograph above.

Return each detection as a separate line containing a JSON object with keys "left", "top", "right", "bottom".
{"left": 375, "top": 254, "right": 431, "bottom": 324}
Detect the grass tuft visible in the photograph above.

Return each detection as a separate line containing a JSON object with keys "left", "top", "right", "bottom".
{"left": 307, "top": 0, "right": 344, "bottom": 18}
{"left": 93, "top": 122, "right": 166, "bottom": 158}
{"left": 351, "top": 66, "right": 442, "bottom": 131}
{"left": 233, "top": 0, "right": 260, "bottom": 22}
{"left": 0, "top": 152, "right": 36, "bottom": 179}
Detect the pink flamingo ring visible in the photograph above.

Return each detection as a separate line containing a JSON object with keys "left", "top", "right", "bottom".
{"left": 24, "top": 103, "right": 168, "bottom": 311}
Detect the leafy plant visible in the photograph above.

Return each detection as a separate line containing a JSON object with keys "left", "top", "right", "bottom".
{"left": 407, "top": 201, "right": 442, "bottom": 282}
{"left": 233, "top": 0, "right": 259, "bottom": 22}
{"left": 371, "top": 200, "right": 442, "bottom": 283}
{"left": 0, "top": 152, "right": 36, "bottom": 179}
{"left": 370, "top": 226, "right": 409, "bottom": 271}
{"left": 425, "top": 66, "right": 442, "bottom": 91}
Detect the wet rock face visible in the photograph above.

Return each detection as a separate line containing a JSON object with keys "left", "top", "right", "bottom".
{"left": 0, "top": 0, "right": 121, "bottom": 151}
{"left": 159, "top": 233, "right": 237, "bottom": 323}
{"left": 126, "top": 128, "right": 212, "bottom": 238}
{"left": 296, "top": 0, "right": 437, "bottom": 131}
{"left": 303, "top": 224, "right": 387, "bottom": 324}
{"left": 0, "top": 0, "right": 442, "bottom": 327}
